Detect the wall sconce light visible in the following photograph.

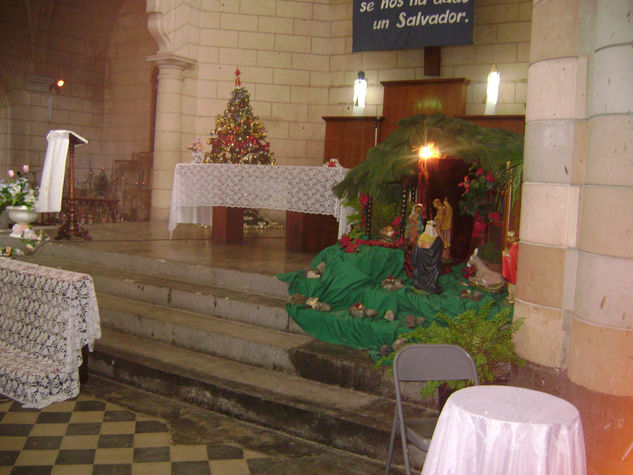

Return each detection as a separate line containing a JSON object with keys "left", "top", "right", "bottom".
{"left": 50, "top": 79, "right": 65, "bottom": 92}
{"left": 48, "top": 78, "right": 65, "bottom": 120}
{"left": 353, "top": 71, "right": 367, "bottom": 108}
{"left": 485, "top": 64, "right": 500, "bottom": 115}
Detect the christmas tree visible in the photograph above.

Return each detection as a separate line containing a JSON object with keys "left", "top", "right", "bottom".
{"left": 204, "top": 68, "right": 275, "bottom": 165}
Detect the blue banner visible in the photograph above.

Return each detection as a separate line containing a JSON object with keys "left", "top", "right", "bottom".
{"left": 353, "top": 0, "right": 474, "bottom": 52}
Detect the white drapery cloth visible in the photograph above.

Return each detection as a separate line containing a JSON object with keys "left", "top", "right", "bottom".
{"left": 422, "top": 385, "right": 587, "bottom": 475}
{"left": 36, "top": 130, "right": 88, "bottom": 213}
{"left": 169, "top": 163, "right": 353, "bottom": 238}
{"left": 0, "top": 257, "right": 101, "bottom": 408}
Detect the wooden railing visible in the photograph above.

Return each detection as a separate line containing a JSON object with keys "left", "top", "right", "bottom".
{"left": 38, "top": 198, "right": 119, "bottom": 225}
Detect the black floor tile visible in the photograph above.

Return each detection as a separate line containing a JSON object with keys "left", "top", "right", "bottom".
{"left": 66, "top": 422, "right": 102, "bottom": 435}
{"left": 36, "top": 412, "right": 71, "bottom": 424}
{"left": 8, "top": 402, "right": 39, "bottom": 412}
{"left": 0, "top": 423, "right": 32, "bottom": 436}
{"left": 0, "top": 450, "right": 19, "bottom": 466}
{"left": 97, "top": 434, "right": 134, "bottom": 448}
{"left": 92, "top": 463, "right": 133, "bottom": 475}
{"left": 171, "top": 460, "right": 211, "bottom": 475}
{"left": 207, "top": 444, "right": 244, "bottom": 460}
{"left": 133, "top": 446, "right": 170, "bottom": 463}
{"left": 23, "top": 435, "right": 63, "bottom": 450}
{"left": 10, "top": 466, "right": 52, "bottom": 474}
{"left": 55, "top": 448, "right": 96, "bottom": 465}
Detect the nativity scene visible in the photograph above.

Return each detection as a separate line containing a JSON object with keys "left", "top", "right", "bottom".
{"left": 277, "top": 113, "right": 524, "bottom": 372}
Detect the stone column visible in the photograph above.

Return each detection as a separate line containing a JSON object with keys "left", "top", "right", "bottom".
{"left": 516, "top": 0, "right": 633, "bottom": 465}
{"left": 566, "top": 0, "right": 633, "bottom": 397}
{"left": 146, "top": 53, "right": 194, "bottom": 222}
{"left": 515, "top": 0, "right": 587, "bottom": 371}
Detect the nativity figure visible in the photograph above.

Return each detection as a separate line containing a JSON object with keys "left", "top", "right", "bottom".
{"left": 411, "top": 220, "right": 444, "bottom": 295}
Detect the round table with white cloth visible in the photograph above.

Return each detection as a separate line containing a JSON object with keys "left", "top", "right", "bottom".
{"left": 421, "top": 385, "right": 586, "bottom": 475}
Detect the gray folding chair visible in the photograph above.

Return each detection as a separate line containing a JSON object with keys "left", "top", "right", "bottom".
{"left": 385, "top": 344, "right": 479, "bottom": 475}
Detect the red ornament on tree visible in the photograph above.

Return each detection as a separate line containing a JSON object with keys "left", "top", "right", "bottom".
{"left": 235, "top": 68, "right": 241, "bottom": 87}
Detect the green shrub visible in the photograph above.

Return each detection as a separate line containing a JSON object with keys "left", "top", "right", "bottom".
{"left": 378, "top": 301, "right": 524, "bottom": 397}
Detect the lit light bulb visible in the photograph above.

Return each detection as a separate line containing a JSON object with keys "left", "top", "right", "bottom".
{"left": 418, "top": 143, "right": 440, "bottom": 160}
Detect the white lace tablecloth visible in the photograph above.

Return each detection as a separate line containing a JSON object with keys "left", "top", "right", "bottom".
{"left": 169, "top": 163, "right": 353, "bottom": 238}
{"left": 0, "top": 258, "right": 101, "bottom": 408}
{"left": 422, "top": 385, "right": 586, "bottom": 475}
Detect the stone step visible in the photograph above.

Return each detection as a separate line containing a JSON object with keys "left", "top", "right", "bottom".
{"left": 33, "top": 241, "right": 289, "bottom": 297}
{"left": 98, "top": 293, "right": 313, "bottom": 374}
{"left": 96, "top": 293, "right": 400, "bottom": 398}
{"left": 22, "top": 253, "right": 302, "bottom": 334}
{"left": 21, "top": 254, "right": 410, "bottom": 400}
{"left": 89, "top": 328, "right": 437, "bottom": 465}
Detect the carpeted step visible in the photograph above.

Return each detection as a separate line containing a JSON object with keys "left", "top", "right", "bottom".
{"left": 89, "top": 328, "right": 437, "bottom": 465}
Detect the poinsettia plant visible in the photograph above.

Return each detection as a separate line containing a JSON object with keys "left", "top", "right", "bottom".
{"left": 458, "top": 163, "right": 501, "bottom": 225}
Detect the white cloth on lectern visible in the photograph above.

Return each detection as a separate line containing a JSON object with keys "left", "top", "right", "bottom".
{"left": 36, "top": 130, "right": 88, "bottom": 213}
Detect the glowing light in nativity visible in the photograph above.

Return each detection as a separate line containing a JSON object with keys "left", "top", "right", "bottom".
{"left": 418, "top": 143, "right": 441, "bottom": 160}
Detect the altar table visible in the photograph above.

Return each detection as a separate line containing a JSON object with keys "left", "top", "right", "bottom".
{"left": 0, "top": 258, "right": 101, "bottom": 408}
{"left": 422, "top": 385, "right": 586, "bottom": 475}
{"left": 168, "top": 163, "right": 352, "bottom": 241}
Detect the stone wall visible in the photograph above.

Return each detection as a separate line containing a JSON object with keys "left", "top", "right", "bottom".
{"left": 177, "top": 0, "right": 532, "bottom": 167}
{"left": 0, "top": 0, "right": 123, "bottom": 183}
{"left": 0, "top": 0, "right": 532, "bottom": 214}
{"left": 104, "top": 0, "right": 156, "bottom": 166}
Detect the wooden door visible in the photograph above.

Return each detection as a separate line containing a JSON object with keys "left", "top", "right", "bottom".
{"left": 323, "top": 116, "right": 382, "bottom": 169}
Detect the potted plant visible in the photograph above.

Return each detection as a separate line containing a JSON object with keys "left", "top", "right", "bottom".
{"left": 0, "top": 166, "right": 40, "bottom": 237}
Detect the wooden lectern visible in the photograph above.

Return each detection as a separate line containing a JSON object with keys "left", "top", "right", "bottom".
{"left": 56, "top": 133, "right": 91, "bottom": 240}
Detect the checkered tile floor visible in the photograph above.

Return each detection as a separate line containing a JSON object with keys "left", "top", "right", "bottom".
{"left": 0, "top": 394, "right": 254, "bottom": 475}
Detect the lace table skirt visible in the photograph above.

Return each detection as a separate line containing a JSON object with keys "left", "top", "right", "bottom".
{"left": 168, "top": 163, "right": 353, "bottom": 238}
{"left": 0, "top": 257, "right": 101, "bottom": 408}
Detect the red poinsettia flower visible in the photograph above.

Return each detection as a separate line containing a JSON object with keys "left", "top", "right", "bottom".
{"left": 486, "top": 171, "right": 495, "bottom": 182}
{"left": 476, "top": 167, "right": 484, "bottom": 176}
{"left": 393, "top": 237, "right": 406, "bottom": 248}
{"left": 462, "top": 266, "right": 476, "bottom": 279}
{"left": 472, "top": 214, "right": 487, "bottom": 238}
{"left": 345, "top": 242, "right": 358, "bottom": 253}
{"left": 392, "top": 216, "right": 402, "bottom": 228}
{"left": 340, "top": 234, "right": 352, "bottom": 248}
{"left": 488, "top": 211, "right": 501, "bottom": 222}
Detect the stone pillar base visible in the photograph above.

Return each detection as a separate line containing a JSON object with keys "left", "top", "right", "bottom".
{"left": 510, "top": 361, "right": 633, "bottom": 472}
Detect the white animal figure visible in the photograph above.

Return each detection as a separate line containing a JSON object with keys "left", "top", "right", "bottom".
{"left": 467, "top": 248, "right": 505, "bottom": 290}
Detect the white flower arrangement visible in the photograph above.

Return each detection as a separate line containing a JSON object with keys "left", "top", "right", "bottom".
{"left": 0, "top": 165, "right": 39, "bottom": 210}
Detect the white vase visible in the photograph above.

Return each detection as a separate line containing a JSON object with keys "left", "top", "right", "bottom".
{"left": 6, "top": 205, "right": 39, "bottom": 238}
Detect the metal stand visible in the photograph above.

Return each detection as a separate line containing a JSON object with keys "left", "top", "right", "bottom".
{"left": 55, "top": 134, "right": 91, "bottom": 240}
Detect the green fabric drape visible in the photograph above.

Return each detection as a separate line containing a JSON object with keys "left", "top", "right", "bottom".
{"left": 277, "top": 244, "right": 511, "bottom": 356}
